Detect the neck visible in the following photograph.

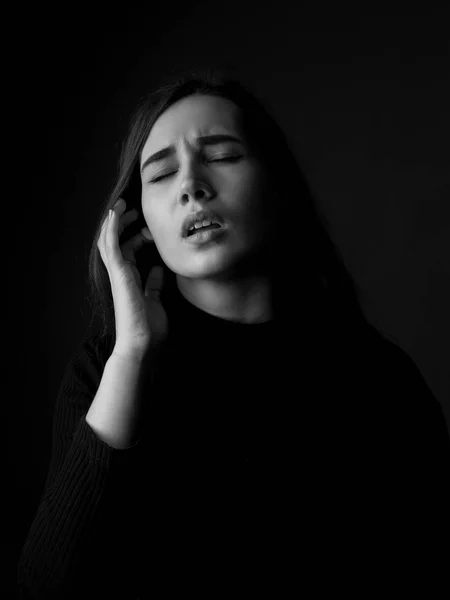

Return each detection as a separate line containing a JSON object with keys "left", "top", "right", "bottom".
{"left": 176, "top": 266, "right": 273, "bottom": 325}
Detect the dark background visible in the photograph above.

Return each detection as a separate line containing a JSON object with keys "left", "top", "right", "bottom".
{"left": 8, "top": 1, "right": 450, "bottom": 593}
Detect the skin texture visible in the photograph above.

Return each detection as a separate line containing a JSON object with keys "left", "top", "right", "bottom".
{"left": 140, "top": 94, "right": 275, "bottom": 324}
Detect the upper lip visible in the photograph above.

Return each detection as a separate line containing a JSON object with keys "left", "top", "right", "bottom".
{"left": 181, "top": 209, "right": 224, "bottom": 238}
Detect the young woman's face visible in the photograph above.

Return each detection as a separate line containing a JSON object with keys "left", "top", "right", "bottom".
{"left": 140, "top": 94, "right": 274, "bottom": 279}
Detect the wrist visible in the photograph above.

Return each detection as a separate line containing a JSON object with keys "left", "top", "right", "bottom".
{"left": 112, "top": 346, "right": 149, "bottom": 362}
{"left": 112, "top": 340, "right": 165, "bottom": 363}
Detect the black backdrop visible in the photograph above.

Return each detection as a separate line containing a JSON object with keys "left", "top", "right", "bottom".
{"left": 8, "top": 2, "right": 450, "bottom": 594}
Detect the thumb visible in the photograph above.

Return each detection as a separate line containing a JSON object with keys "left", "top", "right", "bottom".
{"left": 144, "top": 265, "right": 165, "bottom": 300}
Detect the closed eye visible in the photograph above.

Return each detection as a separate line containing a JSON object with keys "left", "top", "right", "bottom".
{"left": 149, "top": 155, "right": 242, "bottom": 183}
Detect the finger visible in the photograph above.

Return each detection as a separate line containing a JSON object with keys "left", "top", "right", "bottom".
{"left": 97, "top": 200, "right": 138, "bottom": 269}
{"left": 118, "top": 208, "right": 140, "bottom": 238}
{"left": 98, "top": 202, "right": 121, "bottom": 254}
{"left": 97, "top": 212, "right": 111, "bottom": 270}
{"left": 113, "top": 197, "right": 127, "bottom": 215}
{"left": 105, "top": 207, "right": 124, "bottom": 268}
{"left": 121, "top": 230, "right": 153, "bottom": 264}
{"left": 144, "top": 265, "right": 164, "bottom": 300}
{"left": 141, "top": 226, "right": 154, "bottom": 242}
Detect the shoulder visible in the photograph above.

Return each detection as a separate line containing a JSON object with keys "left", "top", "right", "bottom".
{"left": 360, "top": 324, "right": 449, "bottom": 439}
{"left": 363, "top": 325, "right": 434, "bottom": 397}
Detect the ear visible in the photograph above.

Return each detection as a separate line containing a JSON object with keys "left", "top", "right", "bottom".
{"left": 141, "top": 226, "right": 154, "bottom": 241}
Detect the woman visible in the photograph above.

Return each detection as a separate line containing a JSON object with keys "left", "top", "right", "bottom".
{"left": 17, "top": 67, "right": 450, "bottom": 598}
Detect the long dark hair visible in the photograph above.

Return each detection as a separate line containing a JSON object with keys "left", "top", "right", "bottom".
{"left": 86, "top": 65, "right": 396, "bottom": 348}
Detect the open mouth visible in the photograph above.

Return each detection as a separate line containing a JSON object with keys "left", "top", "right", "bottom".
{"left": 187, "top": 223, "right": 222, "bottom": 237}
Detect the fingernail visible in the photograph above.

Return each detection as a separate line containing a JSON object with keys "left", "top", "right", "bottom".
{"left": 109, "top": 209, "right": 113, "bottom": 221}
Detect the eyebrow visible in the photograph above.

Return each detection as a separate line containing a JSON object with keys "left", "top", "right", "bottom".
{"left": 140, "top": 134, "right": 244, "bottom": 173}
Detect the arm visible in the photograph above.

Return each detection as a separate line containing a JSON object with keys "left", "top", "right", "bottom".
{"left": 16, "top": 332, "right": 155, "bottom": 599}
{"left": 85, "top": 347, "right": 152, "bottom": 450}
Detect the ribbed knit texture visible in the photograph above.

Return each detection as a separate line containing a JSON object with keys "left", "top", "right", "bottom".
{"left": 17, "top": 287, "right": 450, "bottom": 598}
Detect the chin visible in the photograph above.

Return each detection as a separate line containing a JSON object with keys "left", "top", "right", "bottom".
{"left": 174, "top": 251, "right": 244, "bottom": 280}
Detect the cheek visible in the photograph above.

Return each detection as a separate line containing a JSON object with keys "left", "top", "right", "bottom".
{"left": 234, "top": 178, "right": 269, "bottom": 223}
{"left": 142, "top": 200, "right": 161, "bottom": 234}
{"left": 236, "top": 185, "right": 272, "bottom": 245}
{"left": 142, "top": 203, "right": 176, "bottom": 252}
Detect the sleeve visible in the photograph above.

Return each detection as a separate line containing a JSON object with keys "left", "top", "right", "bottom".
{"left": 16, "top": 331, "right": 144, "bottom": 600}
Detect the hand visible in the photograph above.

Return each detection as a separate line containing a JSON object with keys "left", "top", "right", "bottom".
{"left": 97, "top": 197, "right": 169, "bottom": 355}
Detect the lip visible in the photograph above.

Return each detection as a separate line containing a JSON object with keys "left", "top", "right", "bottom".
{"left": 181, "top": 209, "right": 224, "bottom": 238}
{"left": 183, "top": 225, "right": 226, "bottom": 245}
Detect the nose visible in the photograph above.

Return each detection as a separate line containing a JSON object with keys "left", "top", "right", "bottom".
{"left": 179, "top": 178, "right": 213, "bottom": 205}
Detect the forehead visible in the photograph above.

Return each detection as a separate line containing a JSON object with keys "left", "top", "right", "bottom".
{"left": 142, "top": 94, "right": 243, "bottom": 156}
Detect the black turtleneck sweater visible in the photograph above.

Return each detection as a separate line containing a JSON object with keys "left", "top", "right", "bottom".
{"left": 17, "top": 286, "right": 450, "bottom": 598}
